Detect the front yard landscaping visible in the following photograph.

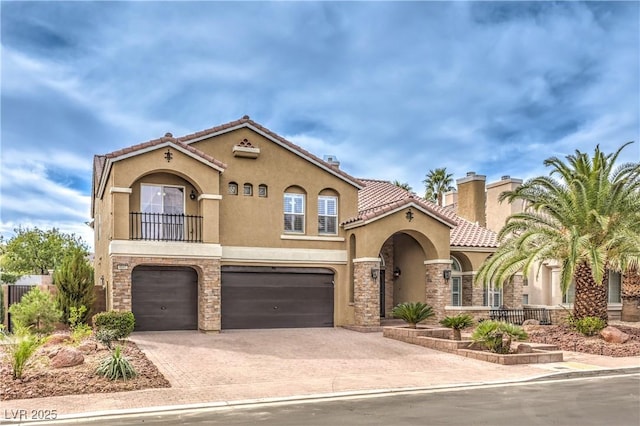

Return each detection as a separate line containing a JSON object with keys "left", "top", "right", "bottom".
{"left": 0, "top": 336, "right": 169, "bottom": 401}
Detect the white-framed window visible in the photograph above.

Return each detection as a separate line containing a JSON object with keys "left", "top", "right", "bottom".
{"left": 451, "top": 277, "right": 462, "bottom": 306}
{"left": 228, "top": 182, "right": 238, "bottom": 195}
{"left": 483, "top": 284, "right": 503, "bottom": 307}
{"left": 451, "top": 256, "right": 462, "bottom": 306}
{"left": 140, "top": 184, "right": 185, "bottom": 240}
{"left": 284, "top": 193, "right": 305, "bottom": 233}
{"left": 318, "top": 196, "right": 338, "bottom": 235}
{"left": 563, "top": 280, "right": 575, "bottom": 304}
{"left": 243, "top": 183, "right": 253, "bottom": 196}
{"left": 258, "top": 184, "right": 268, "bottom": 198}
{"left": 608, "top": 270, "right": 621, "bottom": 303}
{"left": 522, "top": 294, "right": 529, "bottom": 305}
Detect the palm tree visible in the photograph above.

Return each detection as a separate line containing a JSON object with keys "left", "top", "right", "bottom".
{"left": 423, "top": 168, "right": 454, "bottom": 206}
{"left": 476, "top": 143, "right": 640, "bottom": 323}
{"left": 392, "top": 180, "right": 412, "bottom": 192}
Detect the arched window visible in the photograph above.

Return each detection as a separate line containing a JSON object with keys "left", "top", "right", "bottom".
{"left": 243, "top": 183, "right": 253, "bottom": 196}
{"left": 258, "top": 184, "right": 268, "bottom": 198}
{"left": 451, "top": 256, "right": 462, "bottom": 306}
{"left": 228, "top": 182, "right": 238, "bottom": 195}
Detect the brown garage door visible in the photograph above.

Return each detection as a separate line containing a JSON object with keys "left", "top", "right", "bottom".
{"left": 221, "top": 266, "right": 334, "bottom": 329}
{"left": 132, "top": 266, "right": 198, "bottom": 331}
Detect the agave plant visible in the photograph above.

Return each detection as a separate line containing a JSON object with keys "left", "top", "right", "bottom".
{"left": 96, "top": 345, "right": 137, "bottom": 381}
{"left": 439, "top": 314, "right": 474, "bottom": 340}
{"left": 391, "top": 302, "right": 435, "bottom": 328}
{"left": 471, "top": 320, "right": 528, "bottom": 354}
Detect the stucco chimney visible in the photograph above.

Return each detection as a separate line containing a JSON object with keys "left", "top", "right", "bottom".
{"left": 485, "top": 175, "right": 523, "bottom": 233}
{"left": 456, "top": 172, "right": 486, "bottom": 227}
{"left": 443, "top": 190, "right": 458, "bottom": 207}
{"left": 323, "top": 155, "right": 340, "bottom": 170}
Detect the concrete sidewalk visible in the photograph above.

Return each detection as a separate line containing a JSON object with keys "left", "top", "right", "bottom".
{"left": 2, "top": 328, "right": 639, "bottom": 421}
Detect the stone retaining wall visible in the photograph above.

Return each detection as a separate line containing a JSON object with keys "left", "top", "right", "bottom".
{"left": 383, "top": 326, "right": 563, "bottom": 365}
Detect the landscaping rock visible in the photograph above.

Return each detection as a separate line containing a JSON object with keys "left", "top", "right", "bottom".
{"left": 47, "top": 348, "right": 60, "bottom": 358}
{"left": 50, "top": 347, "right": 84, "bottom": 368}
{"left": 77, "top": 341, "right": 97, "bottom": 354}
{"left": 45, "top": 334, "right": 72, "bottom": 346}
{"left": 600, "top": 326, "right": 630, "bottom": 344}
{"left": 522, "top": 319, "right": 540, "bottom": 326}
{"left": 516, "top": 344, "right": 534, "bottom": 354}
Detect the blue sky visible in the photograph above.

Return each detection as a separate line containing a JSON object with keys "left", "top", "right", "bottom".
{"left": 1, "top": 1, "right": 639, "bottom": 249}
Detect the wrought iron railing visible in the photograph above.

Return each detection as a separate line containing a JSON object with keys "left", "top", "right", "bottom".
{"left": 130, "top": 212, "right": 202, "bottom": 242}
{"left": 489, "top": 307, "right": 552, "bottom": 325}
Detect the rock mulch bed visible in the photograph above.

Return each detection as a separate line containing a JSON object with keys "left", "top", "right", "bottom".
{"left": 0, "top": 338, "right": 170, "bottom": 401}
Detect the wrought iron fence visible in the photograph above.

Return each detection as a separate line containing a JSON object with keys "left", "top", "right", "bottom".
{"left": 489, "top": 307, "right": 552, "bottom": 325}
{"left": 130, "top": 212, "right": 202, "bottom": 242}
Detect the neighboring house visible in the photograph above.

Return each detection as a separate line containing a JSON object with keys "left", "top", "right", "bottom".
{"left": 91, "top": 116, "right": 509, "bottom": 332}
{"left": 444, "top": 173, "right": 623, "bottom": 320}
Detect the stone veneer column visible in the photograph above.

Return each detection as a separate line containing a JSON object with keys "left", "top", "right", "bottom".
{"left": 471, "top": 273, "right": 485, "bottom": 306}
{"left": 462, "top": 275, "right": 474, "bottom": 306}
{"left": 353, "top": 258, "right": 381, "bottom": 327}
{"left": 503, "top": 274, "right": 524, "bottom": 308}
{"left": 424, "top": 260, "right": 451, "bottom": 321}
{"left": 198, "top": 258, "right": 221, "bottom": 332}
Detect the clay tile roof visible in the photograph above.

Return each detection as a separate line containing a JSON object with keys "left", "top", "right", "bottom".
{"left": 177, "top": 116, "right": 363, "bottom": 189}
{"left": 344, "top": 179, "right": 498, "bottom": 249}
{"left": 102, "top": 135, "right": 227, "bottom": 170}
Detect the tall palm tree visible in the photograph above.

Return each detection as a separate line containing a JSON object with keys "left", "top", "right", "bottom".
{"left": 476, "top": 143, "right": 640, "bottom": 323}
{"left": 423, "top": 168, "right": 454, "bottom": 206}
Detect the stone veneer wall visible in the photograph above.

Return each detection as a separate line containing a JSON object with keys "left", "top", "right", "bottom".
{"left": 110, "top": 255, "right": 221, "bottom": 332}
{"left": 471, "top": 274, "right": 485, "bottom": 306}
{"left": 503, "top": 275, "right": 524, "bottom": 308}
{"left": 425, "top": 262, "right": 450, "bottom": 321}
{"left": 353, "top": 259, "right": 381, "bottom": 327}
{"left": 462, "top": 275, "right": 474, "bottom": 306}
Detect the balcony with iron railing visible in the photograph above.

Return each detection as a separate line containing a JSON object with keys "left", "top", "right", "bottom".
{"left": 129, "top": 212, "right": 203, "bottom": 242}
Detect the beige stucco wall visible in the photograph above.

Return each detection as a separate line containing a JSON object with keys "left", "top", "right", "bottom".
{"left": 456, "top": 173, "right": 486, "bottom": 227}
{"left": 190, "top": 128, "right": 359, "bottom": 250}
{"left": 393, "top": 233, "right": 428, "bottom": 304}
{"left": 485, "top": 177, "right": 523, "bottom": 234}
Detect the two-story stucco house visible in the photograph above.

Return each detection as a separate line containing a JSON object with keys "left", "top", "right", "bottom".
{"left": 92, "top": 116, "right": 516, "bottom": 332}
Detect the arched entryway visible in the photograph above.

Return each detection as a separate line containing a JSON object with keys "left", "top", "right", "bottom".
{"left": 379, "top": 232, "right": 429, "bottom": 318}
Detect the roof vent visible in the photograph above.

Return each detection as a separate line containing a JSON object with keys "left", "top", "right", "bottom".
{"left": 466, "top": 171, "right": 476, "bottom": 177}
{"left": 164, "top": 132, "right": 173, "bottom": 138}
{"left": 501, "top": 175, "right": 511, "bottom": 180}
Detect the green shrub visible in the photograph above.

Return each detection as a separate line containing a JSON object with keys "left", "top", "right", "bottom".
{"left": 392, "top": 302, "right": 435, "bottom": 328}
{"left": 2, "top": 330, "right": 43, "bottom": 379}
{"left": 439, "top": 314, "right": 475, "bottom": 340}
{"left": 54, "top": 249, "right": 95, "bottom": 324}
{"left": 8, "top": 287, "right": 61, "bottom": 335}
{"left": 92, "top": 311, "right": 135, "bottom": 340}
{"left": 471, "top": 320, "right": 528, "bottom": 354}
{"left": 573, "top": 316, "right": 607, "bottom": 336}
{"left": 96, "top": 346, "right": 136, "bottom": 381}
{"left": 94, "top": 328, "right": 119, "bottom": 349}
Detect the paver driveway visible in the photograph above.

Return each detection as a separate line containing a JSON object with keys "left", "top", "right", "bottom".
{"left": 131, "top": 328, "right": 545, "bottom": 404}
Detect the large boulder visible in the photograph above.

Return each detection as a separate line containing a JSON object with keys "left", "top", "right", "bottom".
{"left": 600, "top": 326, "right": 630, "bottom": 344}
{"left": 50, "top": 347, "right": 84, "bottom": 368}
{"left": 522, "top": 319, "right": 540, "bottom": 326}
{"left": 77, "top": 341, "right": 97, "bottom": 354}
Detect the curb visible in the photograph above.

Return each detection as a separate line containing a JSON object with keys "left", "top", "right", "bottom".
{"left": 5, "top": 366, "right": 638, "bottom": 425}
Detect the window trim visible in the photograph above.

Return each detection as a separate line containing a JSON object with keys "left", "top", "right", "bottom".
{"left": 284, "top": 192, "right": 305, "bottom": 234}
{"left": 318, "top": 195, "right": 338, "bottom": 235}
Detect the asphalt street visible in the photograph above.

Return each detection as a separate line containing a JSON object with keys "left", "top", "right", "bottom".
{"left": 12, "top": 373, "right": 639, "bottom": 426}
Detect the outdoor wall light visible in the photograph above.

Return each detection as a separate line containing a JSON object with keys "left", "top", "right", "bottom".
{"left": 443, "top": 269, "right": 452, "bottom": 282}
{"left": 190, "top": 189, "right": 197, "bottom": 200}
{"left": 405, "top": 209, "right": 414, "bottom": 222}
{"left": 371, "top": 268, "right": 379, "bottom": 280}
{"left": 393, "top": 267, "right": 402, "bottom": 278}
